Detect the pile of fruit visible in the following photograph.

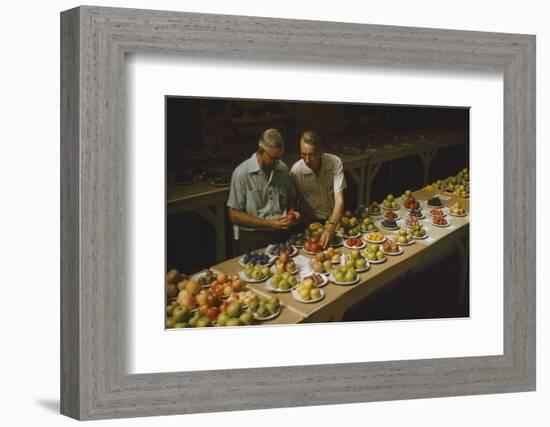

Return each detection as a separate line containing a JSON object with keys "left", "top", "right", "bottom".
{"left": 409, "top": 207, "right": 424, "bottom": 219}
{"left": 382, "top": 239, "right": 401, "bottom": 255}
{"left": 305, "top": 222, "right": 325, "bottom": 239}
{"left": 432, "top": 216, "right": 449, "bottom": 227}
{"left": 251, "top": 296, "right": 281, "bottom": 319}
{"left": 269, "top": 271, "right": 298, "bottom": 291}
{"left": 344, "top": 250, "right": 369, "bottom": 271}
{"left": 403, "top": 196, "right": 420, "bottom": 211}
{"left": 394, "top": 228, "right": 414, "bottom": 245}
{"left": 216, "top": 302, "right": 255, "bottom": 327}
{"left": 366, "top": 201, "right": 382, "bottom": 216}
{"left": 294, "top": 278, "right": 323, "bottom": 302}
{"left": 359, "top": 216, "right": 379, "bottom": 233}
{"left": 383, "top": 210, "right": 399, "bottom": 220}
{"left": 400, "top": 190, "right": 413, "bottom": 202}
{"left": 267, "top": 242, "right": 296, "bottom": 257}
{"left": 166, "top": 269, "right": 188, "bottom": 300}
{"left": 405, "top": 216, "right": 420, "bottom": 227}
{"left": 340, "top": 210, "right": 361, "bottom": 237}
{"left": 429, "top": 208, "right": 446, "bottom": 217}
{"left": 241, "top": 252, "right": 272, "bottom": 266}
{"left": 362, "top": 244, "right": 386, "bottom": 262}
{"left": 449, "top": 202, "right": 467, "bottom": 216}
{"left": 302, "top": 273, "right": 327, "bottom": 287}
{"left": 324, "top": 246, "right": 343, "bottom": 263}
{"left": 303, "top": 236, "right": 323, "bottom": 253}
{"left": 242, "top": 263, "right": 272, "bottom": 281}
{"left": 382, "top": 194, "right": 399, "bottom": 210}
{"left": 309, "top": 252, "right": 335, "bottom": 274}
{"left": 427, "top": 196, "right": 443, "bottom": 208}
{"left": 344, "top": 237, "right": 366, "bottom": 249}
{"left": 410, "top": 223, "right": 427, "bottom": 239}
{"left": 331, "top": 265, "right": 358, "bottom": 284}
{"left": 364, "top": 231, "right": 385, "bottom": 243}
{"left": 208, "top": 273, "right": 245, "bottom": 298}
{"left": 287, "top": 232, "right": 305, "bottom": 247}
{"left": 272, "top": 252, "right": 298, "bottom": 274}
{"left": 381, "top": 219, "right": 399, "bottom": 230}
{"left": 226, "top": 290, "right": 258, "bottom": 307}
{"left": 429, "top": 168, "right": 470, "bottom": 197}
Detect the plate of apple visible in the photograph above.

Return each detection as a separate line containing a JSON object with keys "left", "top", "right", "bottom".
{"left": 429, "top": 208, "right": 447, "bottom": 218}
{"left": 265, "top": 272, "right": 299, "bottom": 292}
{"left": 344, "top": 237, "right": 366, "bottom": 249}
{"left": 266, "top": 242, "right": 298, "bottom": 258}
{"left": 302, "top": 237, "right": 324, "bottom": 255}
{"left": 393, "top": 228, "right": 415, "bottom": 246}
{"left": 382, "top": 239, "right": 403, "bottom": 256}
{"left": 382, "top": 194, "right": 400, "bottom": 211}
{"left": 449, "top": 202, "right": 468, "bottom": 217}
{"left": 271, "top": 252, "right": 299, "bottom": 275}
{"left": 291, "top": 281, "right": 325, "bottom": 303}
{"left": 324, "top": 247, "right": 343, "bottom": 264}
{"left": 309, "top": 252, "right": 335, "bottom": 275}
{"left": 344, "top": 250, "right": 370, "bottom": 273}
{"left": 432, "top": 215, "right": 450, "bottom": 227}
{"left": 191, "top": 268, "right": 223, "bottom": 288}
{"left": 383, "top": 210, "right": 400, "bottom": 221}
{"left": 366, "top": 201, "right": 382, "bottom": 216}
{"left": 362, "top": 244, "right": 386, "bottom": 264}
{"left": 329, "top": 266, "right": 360, "bottom": 286}
{"left": 251, "top": 297, "right": 282, "bottom": 321}
{"left": 405, "top": 216, "right": 421, "bottom": 228}
{"left": 410, "top": 224, "right": 428, "bottom": 239}
{"left": 239, "top": 263, "right": 272, "bottom": 283}
{"left": 364, "top": 232, "right": 386, "bottom": 244}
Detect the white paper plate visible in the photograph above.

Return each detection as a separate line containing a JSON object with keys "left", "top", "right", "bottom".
{"left": 432, "top": 221, "right": 451, "bottom": 228}
{"left": 253, "top": 307, "right": 281, "bottom": 321}
{"left": 380, "top": 223, "right": 400, "bottom": 231}
{"left": 301, "top": 248, "right": 323, "bottom": 256}
{"left": 381, "top": 205, "right": 400, "bottom": 211}
{"left": 344, "top": 232, "right": 361, "bottom": 239}
{"left": 449, "top": 211, "right": 468, "bottom": 217}
{"left": 329, "top": 273, "right": 361, "bottom": 286}
{"left": 427, "top": 203, "right": 444, "bottom": 209}
{"left": 265, "top": 244, "right": 298, "bottom": 258}
{"left": 383, "top": 213, "right": 401, "bottom": 221}
{"left": 238, "top": 270, "right": 271, "bottom": 283}
{"left": 343, "top": 239, "right": 366, "bottom": 249}
{"left": 394, "top": 238, "right": 415, "bottom": 246}
{"left": 382, "top": 246, "right": 404, "bottom": 256}
{"left": 291, "top": 288, "right": 325, "bottom": 303}
{"left": 365, "top": 256, "right": 387, "bottom": 264}
{"left": 428, "top": 210, "right": 447, "bottom": 217}
{"left": 412, "top": 234, "right": 429, "bottom": 240}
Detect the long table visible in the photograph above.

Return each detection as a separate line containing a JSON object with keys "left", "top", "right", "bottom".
{"left": 207, "top": 189, "right": 470, "bottom": 324}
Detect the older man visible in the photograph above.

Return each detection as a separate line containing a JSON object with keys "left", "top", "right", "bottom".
{"left": 290, "top": 130, "right": 346, "bottom": 248}
{"left": 227, "top": 128, "right": 296, "bottom": 255}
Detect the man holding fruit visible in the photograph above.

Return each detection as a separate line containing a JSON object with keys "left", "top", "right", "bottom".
{"left": 227, "top": 128, "right": 298, "bottom": 255}
{"left": 290, "top": 130, "right": 346, "bottom": 248}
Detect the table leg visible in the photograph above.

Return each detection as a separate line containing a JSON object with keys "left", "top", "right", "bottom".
{"left": 419, "top": 149, "right": 438, "bottom": 186}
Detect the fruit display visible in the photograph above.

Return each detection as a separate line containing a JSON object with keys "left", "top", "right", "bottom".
{"left": 325, "top": 246, "right": 343, "bottom": 264}
{"left": 405, "top": 216, "right": 420, "bottom": 228}
{"left": 266, "top": 242, "right": 297, "bottom": 257}
{"left": 449, "top": 202, "right": 467, "bottom": 216}
{"left": 330, "top": 265, "right": 359, "bottom": 285}
{"left": 309, "top": 251, "right": 335, "bottom": 274}
{"left": 410, "top": 223, "right": 428, "bottom": 239}
{"left": 403, "top": 196, "right": 421, "bottom": 211}
{"left": 191, "top": 269, "right": 219, "bottom": 288}
{"left": 364, "top": 231, "right": 386, "bottom": 243}
{"left": 226, "top": 290, "right": 258, "bottom": 307}
{"left": 432, "top": 215, "right": 450, "bottom": 227}
{"left": 381, "top": 219, "right": 399, "bottom": 230}
{"left": 303, "top": 236, "right": 323, "bottom": 254}
{"left": 429, "top": 169, "right": 470, "bottom": 197}
{"left": 208, "top": 273, "right": 245, "bottom": 299}
{"left": 292, "top": 279, "right": 324, "bottom": 303}
{"left": 241, "top": 263, "right": 272, "bottom": 282}
{"left": 266, "top": 271, "right": 299, "bottom": 292}
{"left": 340, "top": 210, "right": 361, "bottom": 237}
{"left": 427, "top": 196, "right": 443, "bottom": 208}
{"left": 166, "top": 269, "right": 183, "bottom": 285}
{"left": 344, "top": 250, "right": 369, "bottom": 272}
{"left": 305, "top": 221, "right": 325, "bottom": 239}
{"left": 366, "top": 201, "right": 382, "bottom": 216}
{"left": 382, "top": 239, "right": 403, "bottom": 255}
{"left": 344, "top": 237, "right": 366, "bottom": 249}
{"left": 382, "top": 194, "right": 399, "bottom": 210}
{"left": 217, "top": 302, "right": 256, "bottom": 327}
{"left": 393, "top": 228, "right": 414, "bottom": 245}
{"left": 408, "top": 207, "right": 424, "bottom": 219}
{"left": 302, "top": 272, "right": 328, "bottom": 287}
{"left": 359, "top": 216, "right": 379, "bottom": 233}
{"left": 362, "top": 244, "right": 386, "bottom": 263}
{"left": 429, "top": 208, "right": 446, "bottom": 217}
{"left": 272, "top": 251, "right": 299, "bottom": 275}
{"left": 240, "top": 251, "right": 273, "bottom": 267}
{"left": 251, "top": 296, "right": 281, "bottom": 320}
{"left": 287, "top": 232, "right": 306, "bottom": 247}
{"left": 383, "top": 210, "right": 400, "bottom": 220}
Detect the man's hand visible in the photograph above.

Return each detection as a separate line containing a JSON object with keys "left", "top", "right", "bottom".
{"left": 267, "top": 217, "right": 290, "bottom": 230}
{"left": 320, "top": 224, "right": 335, "bottom": 249}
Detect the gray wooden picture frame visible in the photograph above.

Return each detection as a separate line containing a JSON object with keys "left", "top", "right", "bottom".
{"left": 60, "top": 5, "right": 536, "bottom": 421}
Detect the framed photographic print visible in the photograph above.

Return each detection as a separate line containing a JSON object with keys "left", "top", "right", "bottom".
{"left": 61, "top": 5, "right": 535, "bottom": 420}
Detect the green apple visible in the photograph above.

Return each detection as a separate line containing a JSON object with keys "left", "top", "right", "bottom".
{"left": 226, "top": 317, "right": 241, "bottom": 327}
{"left": 196, "top": 317, "right": 211, "bottom": 328}
{"left": 344, "top": 270, "right": 355, "bottom": 282}
{"left": 299, "top": 289, "right": 311, "bottom": 300}
{"left": 226, "top": 302, "right": 242, "bottom": 318}
{"left": 376, "top": 251, "right": 385, "bottom": 260}
{"left": 310, "top": 288, "right": 321, "bottom": 299}
{"left": 355, "top": 258, "right": 367, "bottom": 268}
{"left": 239, "top": 310, "right": 254, "bottom": 325}
{"left": 334, "top": 271, "right": 345, "bottom": 282}
{"left": 172, "top": 305, "right": 190, "bottom": 323}
{"left": 350, "top": 249, "right": 360, "bottom": 259}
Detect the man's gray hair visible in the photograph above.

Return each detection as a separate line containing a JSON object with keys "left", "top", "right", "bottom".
{"left": 258, "top": 128, "right": 284, "bottom": 151}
